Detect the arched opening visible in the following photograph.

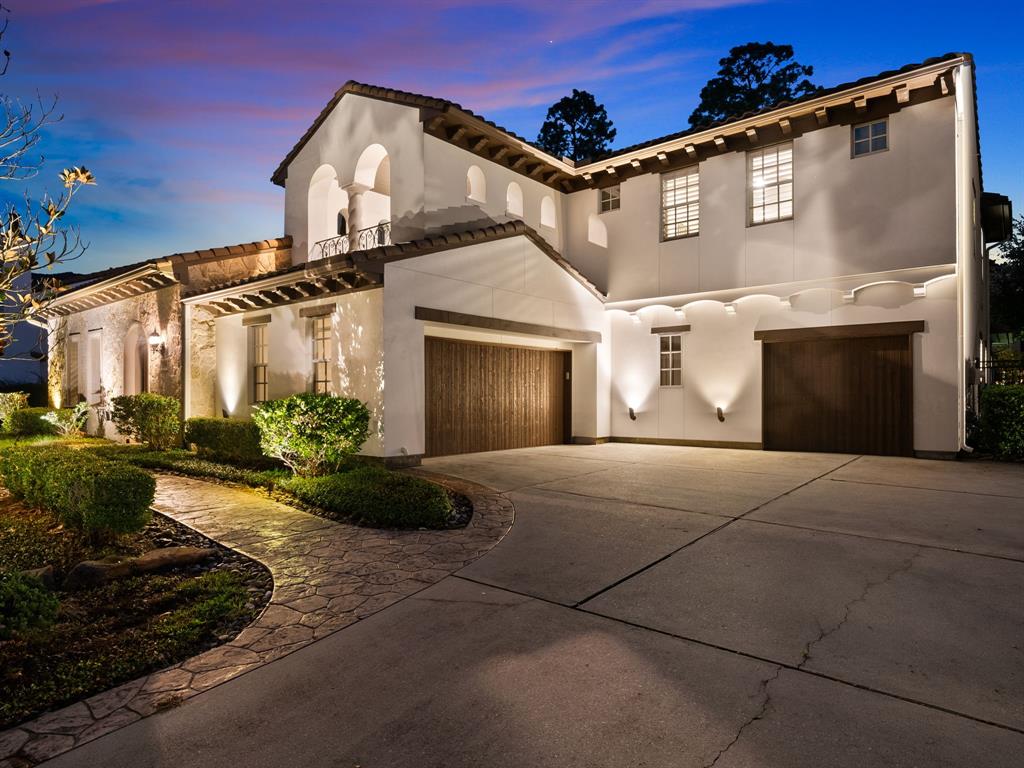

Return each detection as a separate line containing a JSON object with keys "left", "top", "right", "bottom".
{"left": 123, "top": 323, "right": 147, "bottom": 396}
{"left": 307, "top": 164, "right": 348, "bottom": 260}
{"left": 587, "top": 213, "right": 607, "bottom": 247}
{"left": 466, "top": 165, "right": 486, "bottom": 204}
{"left": 506, "top": 182, "right": 523, "bottom": 217}
{"left": 351, "top": 144, "right": 391, "bottom": 245}
{"left": 540, "top": 195, "right": 557, "bottom": 229}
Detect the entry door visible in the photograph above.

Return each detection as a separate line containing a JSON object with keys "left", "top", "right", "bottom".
{"left": 762, "top": 334, "right": 913, "bottom": 456}
{"left": 425, "top": 337, "right": 571, "bottom": 457}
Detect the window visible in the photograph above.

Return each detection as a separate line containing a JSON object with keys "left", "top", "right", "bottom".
{"left": 506, "top": 182, "right": 523, "bottom": 217}
{"left": 661, "top": 169, "right": 699, "bottom": 239}
{"left": 599, "top": 186, "right": 620, "bottom": 213}
{"left": 251, "top": 324, "right": 269, "bottom": 403}
{"left": 466, "top": 165, "right": 486, "bottom": 203}
{"left": 852, "top": 119, "right": 888, "bottom": 157}
{"left": 749, "top": 143, "right": 793, "bottom": 225}
{"left": 659, "top": 334, "right": 682, "bottom": 387}
{"left": 540, "top": 196, "right": 557, "bottom": 229}
{"left": 311, "top": 315, "right": 331, "bottom": 394}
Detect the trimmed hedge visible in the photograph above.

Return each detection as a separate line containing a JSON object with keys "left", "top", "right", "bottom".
{"left": 9, "top": 408, "right": 58, "bottom": 437}
{"left": 0, "top": 571, "right": 59, "bottom": 640}
{"left": 980, "top": 385, "right": 1024, "bottom": 460}
{"left": 281, "top": 465, "right": 453, "bottom": 528}
{"left": 184, "top": 418, "right": 266, "bottom": 465}
{"left": 0, "top": 445, "right": 155, "bottom": 539}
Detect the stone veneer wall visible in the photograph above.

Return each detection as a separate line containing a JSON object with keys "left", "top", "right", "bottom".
{"left": 46, "top": 243, "right": 292, "bottom": 430}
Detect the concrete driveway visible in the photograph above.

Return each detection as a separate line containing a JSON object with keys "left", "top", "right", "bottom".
{"left": 43, "top": 444, "right": 1024, "bottom": 767}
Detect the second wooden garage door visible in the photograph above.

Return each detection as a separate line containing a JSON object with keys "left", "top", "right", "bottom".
{"left": 425, "top": 337, "right": 571, "bottom": 457}
{"left": 762, "top": 334, "right": 913, "bottom": 456}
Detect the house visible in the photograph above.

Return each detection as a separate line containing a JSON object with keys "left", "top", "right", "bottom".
{"left": 32, "top": 52, "right": 1006, "bottom": 462}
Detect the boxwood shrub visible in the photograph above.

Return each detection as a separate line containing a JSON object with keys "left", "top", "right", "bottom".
{"left": 0, "top": 392, "right": 29, "bottom": 432}
{"left": 110, "top": 393, "right": 181, "bottom": 450}
{"left": 252, "top": 393, "right": 369, "bottom": 476}
{"left": 0, "top": 571, "right": 59, "bottom": 640}
{"left": 8, "top": 407, "right": 58, "bottom": 437}
{"left": 184, "top": 417, "right": 267, "bottom": 466}
{"left": 979, "top": 385, "right": 1024, "bottom": 460}
{"left": 281, "top": 465, "right": 452, "bottom": 528}
{"left": 0, "top": 445, "right": 155, "bottom": 539}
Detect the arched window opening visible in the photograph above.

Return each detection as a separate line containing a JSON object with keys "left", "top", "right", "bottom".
{"left": 506, "top": 182, "right": 523, "bottom": 217}
{"left": 466, "top": 165, "right": 486, "bottom": 204}
{"left": 540, "top": 196, "right": 557, "bottom": 229}
{"left": 308, "top": 164, "right": 347, "bottom": 260}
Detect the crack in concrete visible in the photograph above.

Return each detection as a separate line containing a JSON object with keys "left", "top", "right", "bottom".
{"left": 798, "top": 549, "right": 922, "bottom": 670}
{"left": 702, "top": 548, "right": 922, "bottom": 767}
{"left": 703, "top": 665, "right": 784, "bottom": 768}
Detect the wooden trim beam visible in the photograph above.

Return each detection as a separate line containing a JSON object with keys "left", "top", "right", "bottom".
{"left": 650, "top": 324, "right": 691, "bottom": 335}
{"left": 754, "top": 320, "right": 925, "bottom": 343}
{"left": 241, "top": 314, "right": 271, "bottom": 326}
{"left": 415, "top": 306, "right": 601, "bottom": 343}
{"left": 299, "top": 304, "right": 336, "bottom": 318}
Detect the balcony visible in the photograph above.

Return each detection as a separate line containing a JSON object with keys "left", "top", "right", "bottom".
{"left": 312, "top": 221, "right": 392, "bottom": 261}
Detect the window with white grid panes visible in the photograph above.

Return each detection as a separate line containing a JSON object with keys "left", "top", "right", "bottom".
{"left": 749, "top": 143, "right": 793, "bottom": 224}
{"left": 311, "top": 315, "right": 331, "bottom": 394}
{"left": 659, "top": 334, "right": 682, "bottom": 387}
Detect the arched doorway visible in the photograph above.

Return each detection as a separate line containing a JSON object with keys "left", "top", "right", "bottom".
{"left": 123, "top": 323, "right": 147, "bottom": 395}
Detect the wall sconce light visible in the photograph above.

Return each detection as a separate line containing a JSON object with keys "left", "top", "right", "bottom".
{"left": 716, "top": 406, "right": 726, "bottom": 422}
{"left": 148, "top": 331, "right": 166, "bottom": 355}
{"left": 779, "top": 297, "right": 792, "bottom": 309}
{"left": 674, "top": 307, "right": 686, "bottom": 320}
{"left": 628, "top": 407, "right": 637, "bottom": 421}
{"left": 724, "top": 303, "right": 736, "bottom": 316}
{"left": 912, "top": 285, "right": 927, "bottom": 298}
{"left": 629, "top": 312, "right": 641, "bottom": 325}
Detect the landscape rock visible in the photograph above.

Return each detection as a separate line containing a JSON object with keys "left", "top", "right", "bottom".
{"left": 21, "top": 565, "right": 55, "bottom": 589}
{"left": 133, "top": 546, "right": 218, "bottom": 573}
{"left": 62, "top": 559, "right": 132, "bottom": 591}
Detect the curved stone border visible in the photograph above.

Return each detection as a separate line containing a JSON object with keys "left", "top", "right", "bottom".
{"left": 0, "top": 471, "right": 513, "bottom": 766}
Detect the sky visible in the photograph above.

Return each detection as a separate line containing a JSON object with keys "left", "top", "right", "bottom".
{"left": 2, "top": 0, "right": 1022, "bottom": 272}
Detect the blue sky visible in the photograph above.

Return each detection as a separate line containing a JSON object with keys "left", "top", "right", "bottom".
{"left": 3, "top": 0, "right": 1022, "bottom": 272}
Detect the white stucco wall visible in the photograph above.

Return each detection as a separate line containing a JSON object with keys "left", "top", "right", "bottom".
{"left": 565, "top": 96, "right": 957, "bottom": 301}
{"left": 381, "top": 236, "right": 607, "bottom": 458}
{"left": 214, "top": 289, "right": 385, "bottom": 455}
{"left": 609, "top": 276, "right": 959, "bottom": 453}
{"left": 421, "top": 135, "right": 565, "bottom": 252}
{"left": 283, "top": 94, "right": 426, "bottom": 262}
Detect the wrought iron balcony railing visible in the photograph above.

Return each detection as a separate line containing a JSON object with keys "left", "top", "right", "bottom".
{"left": 312, "top": 234, "right": 350, "bottom": 260}
{"left": 311, "top": 222, "right": 392, "bottom": 261}
{"left": 356, "top": 221, "right": 392, "bottom": 250}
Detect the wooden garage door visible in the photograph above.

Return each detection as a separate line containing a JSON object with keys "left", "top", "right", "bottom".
{"left": 762, "top": 334, "right": 913, "bottom": 456}
{"left": 425, "top": 337, "right": 571, "bottom": 457}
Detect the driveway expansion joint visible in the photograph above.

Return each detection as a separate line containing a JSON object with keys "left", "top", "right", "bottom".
{"left": 1, "top": 472, "right": 513, "bottom": 767}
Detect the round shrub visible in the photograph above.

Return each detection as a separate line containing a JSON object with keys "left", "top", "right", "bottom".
{"left": 281, "top": 466, "right": 453, "bottom": 528}
{"left": 252, "top": 393, "right": 369, "bottom": 477}
{"left": 0, "top": 392, "right": 29, "bottom": 433}
{"left": 184, "top": 417, "right": 267, "bottom": 466}
{"left": 0, "top": 571, "right": 59, "bottom": 640}
{"left": 9, "top": 407, "right": 58, "bottom": 437}
{"left": 111, "top": 393, "right": 181, "bottom": 450}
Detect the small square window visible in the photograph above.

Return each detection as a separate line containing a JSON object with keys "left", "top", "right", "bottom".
{"left": 853, "top": 119, "right": 888, "bottom": 157}
{"left": 659, "top": 334, "right": 683, "bottom": 387}
{"left": 600, "top": 186, "right": 620, "bottom": 213}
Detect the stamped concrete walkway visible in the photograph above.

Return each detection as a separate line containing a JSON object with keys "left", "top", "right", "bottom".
{"left": 0, "top": 472, "right": 512, "bottom": 766}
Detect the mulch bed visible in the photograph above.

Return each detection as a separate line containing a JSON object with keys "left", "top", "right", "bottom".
{"left": 0, "top": 497, "right": 272, "bottom": 729}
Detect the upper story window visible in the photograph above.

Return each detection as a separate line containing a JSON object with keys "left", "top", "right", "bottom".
{"left": 311, "top": 315, "right": 331, "bottom": 394}
{"left": 852, "top": 119, "right": 888, "bottom": 157}
{"left": 250, "top": 323, "right": 269, "bottom": 404}
{"left": 659, "top": 334, "right": 682, "bottom": 387}
{"left": 749, "top": 142, "right": 793, "bottom": 225}
{"left": 466, "top": 165, "right": 486, "bottom": 203}
{"left": 599, "top": 186, "right": 620, "bottom": 213}
{"left": 661, "top": 168, "right": 699, "bottom": 240}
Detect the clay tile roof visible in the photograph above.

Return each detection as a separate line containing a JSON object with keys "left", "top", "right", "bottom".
{"left": 185, "top": 221, "right": 605, "bottom": 302}
{"left": 586, "top": 52, "right": 968, "bottom": 164}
